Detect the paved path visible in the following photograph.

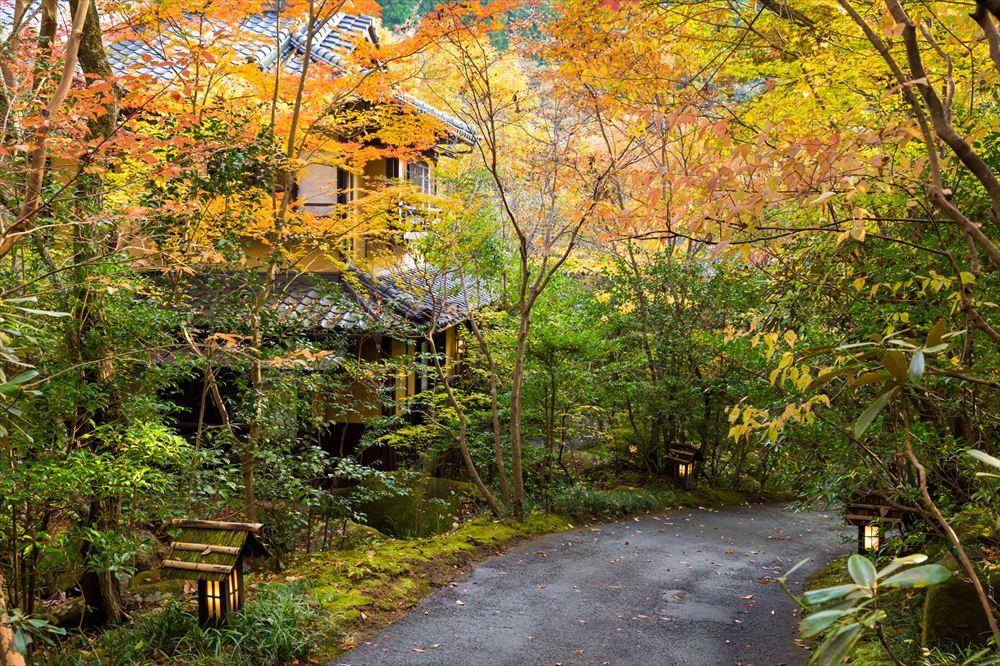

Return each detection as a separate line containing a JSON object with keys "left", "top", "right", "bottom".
{"left": 337, "top": 504, "right": 850, "bottom": 666}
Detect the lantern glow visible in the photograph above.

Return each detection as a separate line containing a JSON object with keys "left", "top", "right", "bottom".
{"left": 207, "top": 579, "right": 221, "bottom": 618}
{"left": 863, "top": 524, "right": 880, "bottom": 552}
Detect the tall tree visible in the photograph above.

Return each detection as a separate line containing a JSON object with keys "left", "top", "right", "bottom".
{"left": 423, "top": 14, "right": 635, "bottom": 513}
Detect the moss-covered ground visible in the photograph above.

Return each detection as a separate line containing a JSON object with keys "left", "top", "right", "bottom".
{"left": 271, "top": 513, "right": 573, "bottom": 658}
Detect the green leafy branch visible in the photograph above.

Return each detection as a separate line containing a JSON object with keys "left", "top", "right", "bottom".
{"left": 780, "top": 554, "right": 950, "bottom": 666}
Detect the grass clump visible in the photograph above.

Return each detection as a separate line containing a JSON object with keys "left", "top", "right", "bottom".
{"left": 548, "top": 485, "right": 683, "bottom": 520}
{"left": 42, "top": 581, "right": 323, "bottom": 666}
{"left": 546, "top": 483, "right": 766, "bottom": 522}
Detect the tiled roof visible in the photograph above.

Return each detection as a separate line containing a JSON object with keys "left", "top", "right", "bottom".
{"left": 2, "top": 1, "right": 476, "bottom": 143}
{"left": 396, "top": 93, "right": 478, "bottom": 145}
{"left": 0, "top": 0, "right": 42, "bottom": 40}
{"left": 99, "top": 6, "right": 475, "bottom": 144}
{"left": 346, "top": 265, "right": 489, "bottom": 329}
{"left": 172, "top": 266, "right": 490, "bottom": 334}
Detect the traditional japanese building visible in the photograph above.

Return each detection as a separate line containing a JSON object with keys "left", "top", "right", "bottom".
{"left": 95, "top": 5, "right": 484, "bottom": 464}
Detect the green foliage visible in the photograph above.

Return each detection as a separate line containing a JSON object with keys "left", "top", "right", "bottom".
{"left": 377, "top": 0, "right": 418, "bottom": 27}
{"left": 3, "top": 608, "right": 66, "bottom": 654}
{"left": 547, "top": 485, "right": 677, "bottom": 520}
{"left": 787, "top": 554, "right": 950, "bottom": 665}
{"left": 922, "top": 644, "right": 1000, "bottom": 666}
{"left": 42, "top": 581, "right": 322, "bottom": 665}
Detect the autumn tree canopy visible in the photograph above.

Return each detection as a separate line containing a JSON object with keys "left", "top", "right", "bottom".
{"left": 3, "top": 0, "right": 1000, "bottom": 662}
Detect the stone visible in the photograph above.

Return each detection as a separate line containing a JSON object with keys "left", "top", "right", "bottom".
{"left": 923, "top": 577, "right": 996, "bottom": 646}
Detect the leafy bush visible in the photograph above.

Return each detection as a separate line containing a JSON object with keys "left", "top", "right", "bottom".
{"left": 785, "top": 553, "right": 950, "bottom": 666}
{"left": 548, "top": 486, "right": 675, "bottom": 520}
{"left": 42, "top": 581, "right": 323, "bottom": 665}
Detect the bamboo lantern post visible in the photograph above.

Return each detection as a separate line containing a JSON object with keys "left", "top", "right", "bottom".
{"left": 665, "top": 445, "right": 704, "bottom": 491}
{"left": 160, "top": 520, "right": 268, "bottom": 625}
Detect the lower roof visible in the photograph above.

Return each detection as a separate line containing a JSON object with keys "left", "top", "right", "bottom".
{"left": 166, "top": 265, "right": 493, "bottom": 334}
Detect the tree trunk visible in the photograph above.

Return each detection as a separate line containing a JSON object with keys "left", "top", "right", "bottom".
{"left": 69, "top": 0, "right": 118, "bottom": 137}
{"left": 508, "top": 309, "right": 531, "bottom": 516}
{"left": 544, "top": 366, "right": 556, "bottom": 488}
{"left": 428, "top": 334, "right": 502, "bottom": 516}
{"left": 466, "top": 308, "right": 511, "bottom": 510}
{"left": 902, "top": 409, "right": 1000, "bottom": 650}
{"left": 79, "top": 500, "right": 126, "bottom": 625}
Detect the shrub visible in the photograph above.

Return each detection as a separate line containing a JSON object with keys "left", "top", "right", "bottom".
{"left": 548, "top": 486, "right": 673, "bottom": 520}
{"left": 42, "top": 581, "right": 323, "bottom": 665}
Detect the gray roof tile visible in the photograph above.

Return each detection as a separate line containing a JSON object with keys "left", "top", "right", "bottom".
{"left": 173, "top": 267, "right": 491, "bottom": 334}
{"left": 2, "top": 1, "right": 476, "bottom": 144}
{"left": 103, "top": 9, "right": 476, "bottom": 144}
{"left": 0, "top": 0, "right": 40, "bottom": 40}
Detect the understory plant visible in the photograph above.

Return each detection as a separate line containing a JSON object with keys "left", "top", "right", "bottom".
{"left": 40, "top": 581, "right": 322, "bottom": 665}
{"left": 780, "top": 554, "right": 950, "bottom": 666}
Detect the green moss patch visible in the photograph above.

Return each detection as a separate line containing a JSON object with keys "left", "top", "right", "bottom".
{"left": 272, "top": 512, "right": 573, "bottom": 657}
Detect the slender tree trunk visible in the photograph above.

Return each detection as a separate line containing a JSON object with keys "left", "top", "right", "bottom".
{"left": 181, "top": 330, "right": 250, "bottom": 517}
{"left": 428, "top": 333, "right": 501, "bottom": 516}
{"left": 544, "top": 366, "right": 556, "bottom": 487}
{"left": 244, "top": 312, "right": 262, "bottom": 522}
{"left": 465, "top": 306, "right": 510, "bottom": 510}
{"left": 69, "top": 0, "right": 118, "bottom": 138}
{"left": 902, "top": 409, "right": 1000, "bottom": 649}
{"left": 509, "top": 309, "right": 531, "bottom": 516}
{"left": 0, "top": 0, "right": 91, "bottom": 259}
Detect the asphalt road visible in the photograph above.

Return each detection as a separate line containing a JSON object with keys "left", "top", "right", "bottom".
{"left": 336, "top": 504, "right": 850, "bottom": 666}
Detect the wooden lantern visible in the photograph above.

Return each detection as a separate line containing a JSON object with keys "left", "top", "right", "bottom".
{"left": 844, "top": 494, "right": 903, "bottom": 554}
{"left": 665, "top": 445, "right": 703, "bottom": 490}
{"left": 161, "top": 519, "right": 268, "bottom": 625}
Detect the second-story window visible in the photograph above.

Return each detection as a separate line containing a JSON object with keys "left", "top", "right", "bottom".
{"left": 406, "top": 161, "right": 433, "bottom": 195}
{"left": 337, "top": 168, "right": 353, "bottom": 206}
{"left": 386, "top": 157, "right": 401, "bottom": 180}
{"left": 299, "top": 161, "right": 353, "bottom": 216}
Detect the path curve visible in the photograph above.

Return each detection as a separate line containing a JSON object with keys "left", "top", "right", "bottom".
{"left": 337, "top": 504, "right": 850, "bottom": 666}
